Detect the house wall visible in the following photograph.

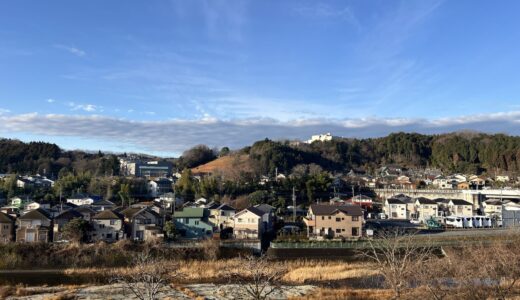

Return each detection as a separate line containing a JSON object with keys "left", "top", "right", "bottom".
{"left": 483, "top": 204, "right": 502, "bottom": 216}
{"left": 306, "top": 211, "right": 362, "bottom": 238}
{"left": 128, "top": 212, "right": 162, "bottom": 241}
{"left": 16, "top": 218, "right": 52, "bottom": 243}
{"left": 416, "top": 204, "right": 438, "bottom": 223}
{"left": 233, "top": 211, "right": 261, "bottom": 239}
{"left": 384, "top": 203, "right": 407, "bottom": 219}
{"left": 451, "top": 204, "right": 473, "bottom": 217}
{"left": 209, "top": 209, "right": 235, "bottom": 229}
{"left": 91, "top": 219, "right": 123, "bottom": 242}
{"left": 175, "top": 217, "right": 213, "bottom": 238}
{"left": 0, "top": 222, "right": 14, "bottom": 243}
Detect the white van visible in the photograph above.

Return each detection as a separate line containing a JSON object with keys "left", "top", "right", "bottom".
{"left": 445, "top": 217, "right": 463, "bottom": 228}
{"left": 472, "top": 216, "right": 483, "bottom": 228}
{"left": 463, "top": 217, "right": 473, "bottom": 228}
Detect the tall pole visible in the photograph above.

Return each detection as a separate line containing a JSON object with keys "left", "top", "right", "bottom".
{"left": 292, "top": 186, "right": 296, "bottom": 222}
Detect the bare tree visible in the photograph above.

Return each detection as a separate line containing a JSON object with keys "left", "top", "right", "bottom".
{"left": 224, "top": 255, "right": 287, "bottom": 300}
{"left": 362, "top": 229, "right": 434, "bottom": 299}
{"left": 415, "top": 255, "right": 457, "bottom": 300}
{"left": 454, "top": 232, "right": 520, "bottom": 300}
{"left": 112, "top": 252, "right": 181, "bottom": 300}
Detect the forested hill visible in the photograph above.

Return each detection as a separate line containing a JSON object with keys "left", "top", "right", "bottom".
{"left": 0, "top": 139, "right": 120, "bottom": 177}
{"left": 239, "top": 132, "right": 520, "bottom": 176}
{"left": 3, "top": 131, "right": 520, "bottom": 178}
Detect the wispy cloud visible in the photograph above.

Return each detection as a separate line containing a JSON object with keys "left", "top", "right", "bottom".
{"left": 294, "top": 3, "right": 360, "bottom": 28}
{"left": 171, "top": 0, "right": 249, "bottom": 42}
{"left": 0, "top": 108, "right": 10, "bottom": 115}
{"left": 46, "top": 98, "right": 55, "bottom": 103}
{"left": 0, "top": 111, "right": 519, "bottom": 154}
{"left": 54, "top": 44, "right": 86, "bottom": 57}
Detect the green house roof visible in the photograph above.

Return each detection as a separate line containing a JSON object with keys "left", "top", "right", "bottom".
{"left": 174, "top": 207, "right": 208, "bottom": 218}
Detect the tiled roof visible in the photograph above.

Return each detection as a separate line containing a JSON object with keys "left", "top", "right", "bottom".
{"left": 92, "top": 210, "right": 123, "bottom": 220}
{"left": 0, "top": 211, "right": 14, "bottom": 223}
{"left": 19, "top": 208, "right": 51, "bottom": 221}
{"left": 310, "top": 204, "right": 363, "bottom": 216}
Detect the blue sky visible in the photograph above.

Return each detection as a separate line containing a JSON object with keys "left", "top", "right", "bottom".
{"left": 1, "top": 0, "right": 520, "bottom": 156}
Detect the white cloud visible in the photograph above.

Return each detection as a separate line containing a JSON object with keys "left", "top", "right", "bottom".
{"left": 0, "top": 111, "right": 519, "bottom": 154}
{"left": 47, "top": 98, "right": 55, "bottom": 103}
{"left": 70, "top": 103, "right": 98, "bottom": 112}
{"left": 54, "top": 44, "right": 86, "bottom": 57}
{"left": 0, "top": 108, "right": 10, "bottom": 115}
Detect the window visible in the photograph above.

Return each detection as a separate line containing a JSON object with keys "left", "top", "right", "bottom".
{"left": 336, "top": 229, "right": 341, "bottom": 233}
{"left": 195, "top": 221, "right": 200, "bottom": 225}
{"left": 342, "top": 229, "right": 345, "bottom": 232}
{"left": 336, "top": 218, "right": 341, "bottom": 222}
{"left": 352, "top": 216, "right": 359, "bottom": 221}
{"left": 328, "top": 216, "right": 331, "bottom": 220}
{"left": 238, "top": 218, "right": 243, "bottom": 223}
{"left": 352, "top": 227, "right": 359, "bottom": 236}
{"left": 321, "top": 216, "right": 325, "bottom": 220}
{"left": 110, "top": 220, "right": 116, "bottom": 225}
{"left": 106, "top": 233, "right": 112, "bottom": 239}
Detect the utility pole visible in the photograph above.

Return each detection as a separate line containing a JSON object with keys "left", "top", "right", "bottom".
{"left": 292, "top": 186, "right": 296, "bottom": 222}
{"left": 59, "top": 188, "right": 63, "bottom": 213}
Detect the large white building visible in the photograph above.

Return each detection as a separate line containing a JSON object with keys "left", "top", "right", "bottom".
{"left": 306, "top": 133, "right": 338, "bottom": 144}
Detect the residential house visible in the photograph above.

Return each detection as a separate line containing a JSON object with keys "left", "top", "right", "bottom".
{"left": 120, "top": 207, "right": 163, "bottom": 241}
{"left": 457, "top": 182, "right": 470, "bottom": 190}
{"left": 434, "top": 198, "right": 451, "bottom": 217}
{"left": 147, "top": 178, "right": 173, "bottom": 198}
{"left": 393, "top": 194, "right": 416, "bottom": 219}
{"left": 90, "top": 199, "right": 115, "bottom": 211}
{"left": 208, "top": 203, "right": 236, "bottom": 230}
{"left": 67, "top": 194, "right": 102, "bottom": 206}
{"left": 231, "top": 207, "right": 268, "bottom": 240}
{"left": 384, "top": 198, "right": 407, "bottom": 219}
{"left": 253, "top": 204, "right": 276, "bottom": 232}
{"left": 16, "top": 209, "right": 53, "bottom": 243}
{"left": 482, "top": 199, "right": 503, "bottom": 217}
{"left": 53, "top": 209, "right": 85, "bottom": 242}
{"left": 433, "top": 176, "right": 456, "bottom": 189}
{"left": 0, "top": 206, "right": 19, "bottom": 218}
{"left": 173, "top": 207, "right": 213, "bottom": 239}
{"left": 469, "top": 177, "right": 486, "bottom": 188}
{"left": 24, "top": 201, "right": 51, "bottom": 212}
{"left": 396, "top": 175, "right": 413, "bottom": 189}
{"left": 91, "top": 210, "right": 124, "bottom": 242}
{"left": 16, "top": 178, "right": 34, "bottom": 189}
{"left": 49, "top": 202, "right": 78, "bottom": 218}
{"left": 75, "top": 206, "right": 97, "bottom": 221}
{"left": 414, "top": 198, "right": 438, "bottom": 223}
{"left": 0, "top": 212, "right": 15, "bottom": 243}
{"left": 10, "top": 196, "right": 31, "bottom": 209}
{"left": 303, "top": 204, "right": 363, "bottom": 239}
{"left": 449, "top": 199, "right": 474, "bottom": 217}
